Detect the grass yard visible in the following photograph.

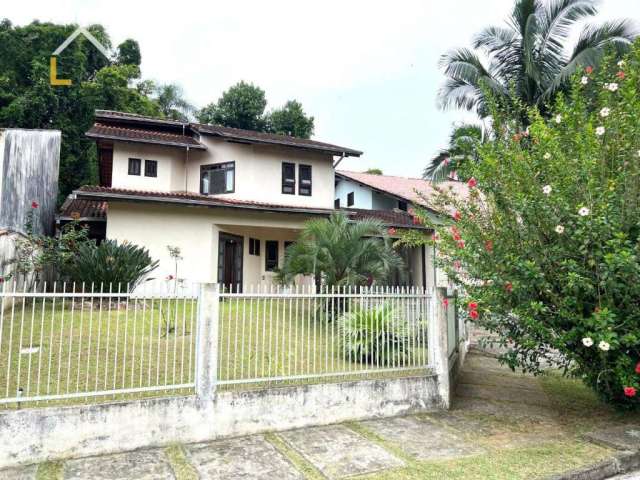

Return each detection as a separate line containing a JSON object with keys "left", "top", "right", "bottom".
{"left": 0, "top": 295, "right": 429, "bottom": 408}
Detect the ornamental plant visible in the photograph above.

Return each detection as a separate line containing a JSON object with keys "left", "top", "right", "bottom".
{"left": 419, "top": 43, "right": 640, "bottom": 408}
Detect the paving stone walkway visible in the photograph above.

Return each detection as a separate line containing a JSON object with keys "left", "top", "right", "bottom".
{"left": 2, "top": 352, "right": 636, "bottom": 479}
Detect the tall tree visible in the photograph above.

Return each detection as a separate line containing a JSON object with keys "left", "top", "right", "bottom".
{"left": 438, "top": 0, "right": 636, "bottom": 120}
{"left": 154, "top": 83, "right": 194, "bottom": 121}
{"left": 197, "top": 81, "right": 267, "bottom": 131}
{"left": 0, "top": 20, "right": 160, "bottom": 202}
{"left": 424, "top": 123, "right": 485, "bottom": 182}
{"left": 116, "top": 39, "right": 141, "bottom": 67}
{"left": 266, "top": 100, "right": 314, "bottom": 138}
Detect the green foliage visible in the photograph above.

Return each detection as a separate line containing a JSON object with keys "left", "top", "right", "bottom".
{"left": 338, "top": 304, "right": 409, "bottom": 366}
{"left": 197, "top": 81, "right": 268, "bottom": 130}
{"left": 278, "top": 212, "right": 405, "bottom": 287}
{"left": 0, "top": 20, "right": 162, "bottom": 202}
{"left": 424, "top": 123, "right": 485, "bottom": 182}
{"left": 154, "top": 83, "right": 194, "bottom": 121}
{"left": 8, "top": 204, "right": 89, "bottom": 282}
{"left": 266, "top": 100, "right": 314, "bottom": 138}
{"left": 64, "top": 239, "right": 158, "bottom": 290}
{"left": 425, "top": 43, "right": 640, "bottom": 408}
{"left": 365, "top": 168, "right": 383, "bottom": 175}
{"left": 438, "top": 0, "right": 636, "bottom": 119}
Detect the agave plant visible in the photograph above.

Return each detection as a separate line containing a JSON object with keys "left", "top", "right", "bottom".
{"left": 338, "top": 303, "right": 410, "bottom": 367}
{"left": 63, "top": 240, "right": 158, "bottom": 290}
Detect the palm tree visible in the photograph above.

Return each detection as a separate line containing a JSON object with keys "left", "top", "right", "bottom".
{"left": 278, "top": 212, "right": 404, "bottom": 288}
{"left": 424, "top": 123, "right": 485, "bottom": 182}
{"left": 438, "top": 0, "right": 636, "bottom": 119}
{"left": 154, "top": 84, "right": 194, "bottom": 121}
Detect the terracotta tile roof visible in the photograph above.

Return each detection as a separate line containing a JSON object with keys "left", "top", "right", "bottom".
{"left": 59, "top": 197, "right": 107, "bottom": 220}
{"left": 92, "top": 110, "right": 361, "bottom": 157}
{"left": 73, "top": 186, "right": 336, "bottom": 215}
{"left": 336, "top": 170, "right": 469, "bottom": 210}
{"left": 342, "top": 208, "right": 429, "bottom": 229}
{"left": 86, "top": 123, "right": 206, "bottom": 149}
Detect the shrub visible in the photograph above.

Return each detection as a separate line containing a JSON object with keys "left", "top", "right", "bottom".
{"left": 64, "top": 240, "right": 158, "bottom": 290}
{"left": 338, "top": 303, "right": 409, "bottom": 366}
{"left": 422, "top": 43, "right": 640, "bottom": 408}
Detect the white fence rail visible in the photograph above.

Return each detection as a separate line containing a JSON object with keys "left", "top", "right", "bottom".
{"left": 217, "top": 285, "right": 432, "bottom": 389}
{"left": 0, "top": 281, "right": 197, "bottom": 406}
{"left": 0, "top": 281, "right": 437, "bottom": 406}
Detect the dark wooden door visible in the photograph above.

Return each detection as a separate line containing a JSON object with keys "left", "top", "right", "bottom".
{"left": 218, "top": 233, "right": 243, "bottom": 290}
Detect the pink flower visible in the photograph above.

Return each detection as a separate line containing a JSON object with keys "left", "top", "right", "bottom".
{"left": 454, "top": 211, "right": 462, "bottom": 221}
{"left": 624, "top": 386, "right": 637, "bottom": 398}
{"left": 484, "top": 240, "right": 493, "bottom": 253}
{"left": 453, "top": 260, "right": 462, "bottom": 270}
{"left": 388, "top": 227, "right": 397, "bottom": 236}
{"left": 467, "top": 177, "right": 477, "bottom": 188}
{"left": 432, "top": 232, "right": 439, "bottom": 242}
{"left": 166, "top": 274, "right": 175, "bottom": 281}
{"left": 505, "top": 282, "right": 513, "bottom": 293}
{"left": 457, "top": 240, "right": 465, "bottom": 249}
{"left": 442, "top": 298, "right": 449, "bottom": 308}
{"left": 468, "top": 302, "right": 478, "bottom": 311}
{"left": 585, "top": 66, "right": 593, "bottom": 74}
{"left": 617, "top": 71, "right": 625, "bottom": 80}
{"left": 469, "top": 310, "right": 479, "bottom": 320}
{"left": 635, "top": 362, "right": 640, "bottom": 374}
{"left": 31, "top": 201, "right": 39, "bottom": 209}
{"left": 412, "top": 216, "right": 421, "bottom": 225}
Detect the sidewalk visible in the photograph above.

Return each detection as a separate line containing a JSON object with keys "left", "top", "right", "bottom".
{"left": 3, "top": 352, "right": 639, "bottom": 479}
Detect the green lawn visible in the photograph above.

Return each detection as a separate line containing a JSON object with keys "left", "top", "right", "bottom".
{"left": 0, "top": 296, "right": 429, "bottom": 408}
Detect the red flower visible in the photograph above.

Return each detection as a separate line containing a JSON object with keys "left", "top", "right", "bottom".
{"left": 635, "top": 362, "right": 640, "bottom": 374}
{"left": 388, "top": 227, "right": 397, "bottom": 236}
{"left": 457, "top": 240, "right": 465, "bottom": 249}
{"left": 624, "top": 386, "right": 637, "bottom": 398}
{"left": 484, "top": 240, "right": 493, "bottom": 253}
{"left": 467, "top": 177, "right": 478, "bottom": 188}
{"left": 442, "top": 298, "right": 449, "bottom": 308}
{"left": 31, "top": 201, "right": 39, "bottom": 209}
{"left": 469, "top": 309, "right": 479, "bottom": 320}
{"left": 468, "top": 302, "right": 478, "bottom": 311}
{"left": 454, "top": 211, "right": 462, "bottom": 221}
{"left": 585, "top": 66, "right": 593, "bottom": 74}
{"left": 505, "top": 282, "right": 513, "bottom": 293}
{"left": 617, "top": 71, "right": 625, "bottom": 80}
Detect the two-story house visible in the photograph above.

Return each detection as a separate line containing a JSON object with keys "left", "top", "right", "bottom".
{"left": 61, "top": 110, "right": 444, "bottom": 289}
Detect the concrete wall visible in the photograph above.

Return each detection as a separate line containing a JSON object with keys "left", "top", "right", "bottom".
{"left": 334, "top": 178, "right": 373, "bottom": 209}
{"left": 110, "top": 138, "right": 335, "bottom": 209}
{"left": 0, "top": 375, "right": 442, "bottom": 468}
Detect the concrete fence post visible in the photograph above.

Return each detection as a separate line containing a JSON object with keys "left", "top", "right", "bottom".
{"left": 429, "top": 287, "right": 451, "bottom": 409}
{"left": 195, "top": 283, "right": 220, "bottom": 402}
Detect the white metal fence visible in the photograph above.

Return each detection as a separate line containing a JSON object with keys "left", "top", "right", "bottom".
{"left": 217, "top": 285, "right": 432, "bottom": 389}
{"left": 0, "top": 281, "right": 197, "bottom": 407}
{"left": 0, "top": 281, "right": 435, "bottom": 407}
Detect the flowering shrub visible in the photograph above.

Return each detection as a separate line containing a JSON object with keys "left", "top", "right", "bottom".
{"left": 422, "top": 43, "right": 640, "bottom": 408}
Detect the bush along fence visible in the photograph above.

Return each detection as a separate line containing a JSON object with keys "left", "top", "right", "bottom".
{"left": 0, "top": 281, "right": 457, "bottom": 468}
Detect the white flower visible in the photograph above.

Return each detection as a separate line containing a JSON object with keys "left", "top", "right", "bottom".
{"left": 600, "top": 107, "right": 610, "bottom": 118}
{"left": 543, "top": 152, "right": 551, "bottom": 160}
{"left": 542, "top": 185, "right": 552, "bottom": 195}
{"left": 595, "top": 126, "right": 605, "bottom": 136}
{"left": 618, "top": 60, "right": 625, "bottom": 67}
{"left": 578, "top": 207, "right": 590, "bottom": 216}
{"left": 555, "top": 114, "right": 562, "bottom": 124}
{"left": 598, "top": 341, "right": 610, "bottom": 351}
{"left": 555, "top": 225, "right": 565, "bottom": 234}
{"left": 582, "top": 337, "right": 594, "bottom": 347}
{"left": 581, "top": 76, "right": 589, "bottom": 85}
{"left": 608, "top": 83, "right": 619, "bottom": 92}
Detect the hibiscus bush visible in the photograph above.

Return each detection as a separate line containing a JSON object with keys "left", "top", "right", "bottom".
{"left": 422, "top": 44, "right": 640, "bottom": 408}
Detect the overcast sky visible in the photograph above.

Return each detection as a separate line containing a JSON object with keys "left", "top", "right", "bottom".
{"left": 4, "top": 1, "right": 640, "bottom": 176}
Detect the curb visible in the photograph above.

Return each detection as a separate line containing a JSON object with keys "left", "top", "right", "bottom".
{"left": 544, "top": 451, "right": 640, "bottom": 480}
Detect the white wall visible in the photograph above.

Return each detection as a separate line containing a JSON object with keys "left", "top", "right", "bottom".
{"left": 334, "top": 178, "right": 372, "bottom": 209}
{"left": 372, "top": 191, "right": 399, "bottom": 210}
{"left": 111, "top": 143, "right": 186, "bottom": 191}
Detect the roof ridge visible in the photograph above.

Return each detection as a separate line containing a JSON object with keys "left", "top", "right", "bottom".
{"left": 336, "top": 170, "right": 432, "bottom": 182}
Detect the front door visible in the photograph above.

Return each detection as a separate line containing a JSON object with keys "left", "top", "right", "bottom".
{"left": 217, "top": 233, "right": 243, "bottom": 290}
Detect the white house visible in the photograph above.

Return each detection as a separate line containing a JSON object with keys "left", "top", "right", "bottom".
{"left": 61, "top": 110, "right": 454, "bottom": 289}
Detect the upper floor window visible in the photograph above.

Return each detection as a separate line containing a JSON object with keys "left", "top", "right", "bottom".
{"left": 398, "top": 200, "right": 408, "bottom": 211}
{"left": 282, "top": 162, "right": 296, "bottom": 195}
{"left": 144, "top": 160, "right": 158, "bottom": 178}
{"left": 128, "top": 158, "right": 141, "bottom": 176}
{"left": 347, "top": 192, "right": 355, "bottom": 207}
{"left": 334, "top": 198, "right": 340, "bottom": 209}
{"left": 201, "top": 162, "right": 235, "bottom": 195}
{"left": 298, "top": 164, "right": 312, "bottom": 196}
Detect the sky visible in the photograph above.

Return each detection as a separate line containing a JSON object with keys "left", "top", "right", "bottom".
{"left": 3, "top": 0, "right": 640, "bottom": 177}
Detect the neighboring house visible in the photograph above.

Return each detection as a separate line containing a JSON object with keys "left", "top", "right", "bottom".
{"left": 0, "top": 129, "right": 61, "bottom": 279}
{"left": 62, "top": 110, "right": 451, "bottom": 288}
